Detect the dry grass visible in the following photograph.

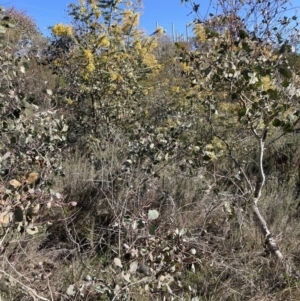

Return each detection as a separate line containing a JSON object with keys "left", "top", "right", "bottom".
{"left": 1, "top": 131, "right": 300, "bottom": 300}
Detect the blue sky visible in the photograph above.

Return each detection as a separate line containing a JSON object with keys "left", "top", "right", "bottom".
{"left": 2, "top": 0, "right": 195, "bottom": 38}
{"left": 2, "top": 0, "right": 300, "bottom": 39}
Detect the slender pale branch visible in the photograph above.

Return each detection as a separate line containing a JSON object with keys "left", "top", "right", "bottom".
{"left": 252, "top": 203, "right": 284, "bottom": 259}
{"left": 251, "top": 126, "right": 284, "bottom": 260}
{"left": 253, "top": 129, "right": 266, "bottom": 204}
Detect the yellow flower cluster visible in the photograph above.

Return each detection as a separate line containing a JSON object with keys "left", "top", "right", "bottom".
{"left": 86, "top": 63, "right": 95, "bottom": 72}
{"left": 211, "top": 137, "right": 226, "bottom": 150}
{"left": 110, "top": 72, "right": 123, "bottom": 83}
{"left": 142, "top": 53, "right": 158, "bottom": 68}
{"left": 83, "top": 49, "right": 95, "bottom": 74}
{"left": 65, "top": 97, "right": 74, "bottom": 105}
{"left": 117, "top": 74, "right": 123, "bottom": 82}
{"left": 133, "top": 40, "right": 142, "bottom": 51}
{"left": 94, "top": 9, "right": 102, "bottom": 18}
{"left": 110, "top": 72, "right": 118, "bottom": 81}
{"left": 84, "top": 49, "right": 94, "bottom": 61}
{"left": 193, "top": 24, "right": 206, "bottom": 42}
{"left": 53, "top": 59, "right": 62, "bottom": 67}
{"left": 170, "top": 86, "right": 180, "bottom": 94}
{"left": 79, "top": 1, "right": 88, "bottom": 15}
{"left": 147, "top": 39, "right": 158, "bottom": 52}
{"left": 181, "top": 63, "right": 192, "bottom": 73}
{"left": 52, "top": 23, "right": 73, "bottom": 37}
{"left": 122, "top": 10, "right": 140, "bottom": 34}
{"left": 139, "top": 38, "right": 158, "bottom": 57}
{"left": 87, "top": 0, "right": 102, "bottom": 18}
{"left": 261, "top": 76, "right": 274, "bottom": 90}
{"left": 98, "top": 35, "right": 110, "bottom": 47}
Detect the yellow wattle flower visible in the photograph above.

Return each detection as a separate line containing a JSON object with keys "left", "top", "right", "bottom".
{"left": 193, "top": 24, "right": 206, "bottom": 42}
{"left": 98, "top": 35, "right": 110, "bottom": 47}
{"left": 84, "top": 49, "right": 94, "bottom": 62}
{"left": 52, "top": 23, "right": 73, "bottom": 37}
{"left": 86, "top": 63, "right": 95, "bottom": 73}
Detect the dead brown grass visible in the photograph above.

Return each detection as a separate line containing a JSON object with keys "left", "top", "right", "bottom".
{"left": 2, "top": 131, "right": 300, "bottom": 300}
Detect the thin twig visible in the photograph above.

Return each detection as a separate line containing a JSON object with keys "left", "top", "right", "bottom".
{"left": 47, "top": 278, "right": 54, "bottom": 301}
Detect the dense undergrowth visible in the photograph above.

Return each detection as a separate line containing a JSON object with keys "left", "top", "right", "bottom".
{"left": 1, "top": 0, "right": 300, "bottom": 300}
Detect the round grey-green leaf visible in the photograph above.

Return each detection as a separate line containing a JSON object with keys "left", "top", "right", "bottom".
{"left": 26, "top": 226, "right": 39, "bottom": 235}
{"left": 148, "top": 209, "right": 159, "bottom": 220}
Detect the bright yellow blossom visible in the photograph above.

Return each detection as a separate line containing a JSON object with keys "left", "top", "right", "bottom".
{"left": 98, "top": 35, "right": 110, "bottom": 47}
{"left": 147, "top": 40, "right": 158, "bottom": 51}
{"left": 94, "top": 9, "right": 102, "bottom": 18}
{"left": 133, "top": 40, "right": 142, "bottom": 51}
{"left": 123, "top": 10, "right": 140, "bottom": 25}
{"left": 110, "top": 72, "right": 118, "bottom": 81}
{"left": 52, "top": 24, "right": 73, "bottom": 37}
{"left": 84, "top": 49, "right": 94, "bottom": 62}
{"left": 261, "top": 76, "right": 274, "bottom": 90}
{"left": 65, "top": 97, "right": 74, "bottom": 105}
{"left": 193, "top": 24, "right": 206, "bottom": 42}
{"left": 123, "top": 10, "right": 134, "bottom": 18}
{"left": 142, "top": 53, "right": 158, "bottom": 67}
{"left": 181, "top": 63, "right": 192, "bottom": 73}
{"left": 86, "top": 63, "right": 95, "bottom": 73}
{"left": 116, "top": 74, "right": 123, "bottom": 82}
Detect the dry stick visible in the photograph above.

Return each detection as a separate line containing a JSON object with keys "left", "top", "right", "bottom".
{"left": 0, "top": 228, "right": 10, "bottom": 246}
{"left": 252, "top": 126, "right": 284, "bottom": 260}
{"left": 47, "top": 278, "right": 54, "bottom": 301}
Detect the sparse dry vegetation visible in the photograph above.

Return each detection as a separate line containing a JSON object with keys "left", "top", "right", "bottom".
{"left": 1, "top": 0, "right": 300, "bottom": 300}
